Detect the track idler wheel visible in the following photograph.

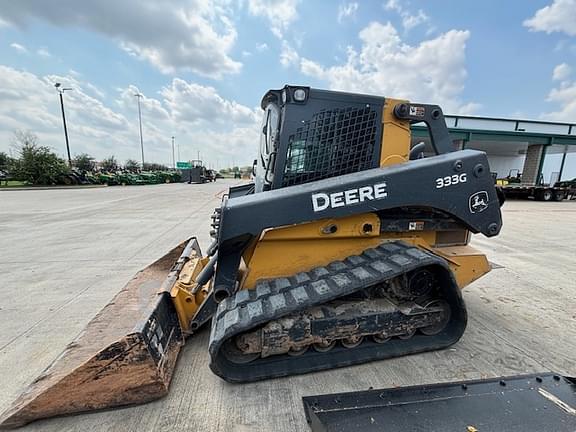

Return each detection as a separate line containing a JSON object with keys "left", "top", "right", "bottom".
{"left": 372, "top": 334, "right": 391, "bottom": 343}
{"left": 223, "top": 339, "right": 260, "bottom": 364}
{"left": 420, "top": 300, "right": 451, "bottom": 336}
{"left": 313, "top": 340, "right": 336, "bottom": 352}
{"left": 288, "top": 346, "right": 309, "bottom": 356}
{"left": 398, "top": 329, "right": 416, "bottom": 340}
{"left": 341, "top": 336, "right": 364, "bottom": 348}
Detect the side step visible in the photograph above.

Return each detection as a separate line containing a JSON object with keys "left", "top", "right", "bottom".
{"left": 303, "top": 372, "right": 576, "bottom": 432}
{"left": 0, "top": 239, "right": 200, "bottom": 429}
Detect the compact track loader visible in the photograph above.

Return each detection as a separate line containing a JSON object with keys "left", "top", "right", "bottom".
{"left": 1, "top": 86, "right": 505, "bottom": 428}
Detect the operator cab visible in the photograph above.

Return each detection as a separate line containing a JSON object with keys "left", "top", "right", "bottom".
{"left": 254, "top": 85, "right": 385, "bottom": 193}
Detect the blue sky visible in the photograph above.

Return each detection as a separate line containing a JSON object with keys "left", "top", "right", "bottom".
{"left": 0, "top": 0, "right": 575, "bottom": 167}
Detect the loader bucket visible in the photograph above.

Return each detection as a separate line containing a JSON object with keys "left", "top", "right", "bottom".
{"left": 0, "top": 239, "right": 201, "bottom": 429}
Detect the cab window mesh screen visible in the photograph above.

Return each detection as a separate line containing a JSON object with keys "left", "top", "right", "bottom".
{"left": 283, "top": 106, "right": 378, "bottom": 187}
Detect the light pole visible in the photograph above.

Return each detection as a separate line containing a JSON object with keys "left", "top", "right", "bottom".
{"left": 171, "top": 136, "right": 175, "bottom": 169}
{"left": 134, "top": 93, "right": 145, "bottom": 169}
{"left": 54, "top": 83, "right": 73, "bottom": 167}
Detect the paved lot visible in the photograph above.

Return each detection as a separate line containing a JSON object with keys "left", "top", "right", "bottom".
{"left": 0, "top": 184, "right": 575, "bottom": 431}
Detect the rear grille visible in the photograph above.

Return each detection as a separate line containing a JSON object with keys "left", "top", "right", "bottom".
{"left": 282, "top": 106, "right": 378, "bottom": 187}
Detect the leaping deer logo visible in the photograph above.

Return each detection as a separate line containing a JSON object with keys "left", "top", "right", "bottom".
{"left": 469, "top": 191, "right": 489, "bottom": 213}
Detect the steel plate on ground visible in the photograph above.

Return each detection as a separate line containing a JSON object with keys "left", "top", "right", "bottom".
{"left": 303, "top": 372, "right": 576, "bottom": 432}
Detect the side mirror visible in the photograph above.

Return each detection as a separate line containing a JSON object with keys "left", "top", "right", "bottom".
{"left": 252, "top": 159, "right": 257, "bottom": 176}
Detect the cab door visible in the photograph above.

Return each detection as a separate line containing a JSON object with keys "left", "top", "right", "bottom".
{"left": 255, "top": 103, "right": 280, "bottom": 193}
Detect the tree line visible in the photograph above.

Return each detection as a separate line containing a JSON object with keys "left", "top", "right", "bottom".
{"left": 0, "top": 130, "right": 169, "bottom": 185}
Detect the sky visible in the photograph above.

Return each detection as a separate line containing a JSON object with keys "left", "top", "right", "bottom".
{"left": 0, "top": 0, "right": 575, "bottom": 168}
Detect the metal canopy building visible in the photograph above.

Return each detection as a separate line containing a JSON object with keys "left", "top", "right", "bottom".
{"left": 412, "top": 115, "right": 576, "bottom": 185}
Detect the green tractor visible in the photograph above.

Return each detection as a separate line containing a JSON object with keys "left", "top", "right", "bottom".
{"left": 96, "top": 172, "right": 119, "bottom": 186}
{"left": 115, "top": 172, "right": 145, "bottom": 186}
{"left": 139, "top": 172, "right": 162, "bottom": 184}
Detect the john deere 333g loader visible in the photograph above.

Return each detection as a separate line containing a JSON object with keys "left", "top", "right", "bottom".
{"left": 1, "top": 86, "right": 504, "bottom": 428}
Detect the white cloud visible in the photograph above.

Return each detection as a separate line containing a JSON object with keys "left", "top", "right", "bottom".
{"left": 160, "top": 79, "right": 259, "bottom": 126}
{"left": 155, "top": 80, "right": 261, "bottom": 166}
{"left": 299, "top": 22, "right": 478, "bottom": 114}
{"left": 542, "top": 82, "right": 576, "bottom": 121}
{"left": 84, "top": 82, "right": 106, "bottom": 100}
{"left": 401, "top": 10, "right": 429, "bottom": 31}
{"left": 117, "top": 85, "right": 170, "bottom": 122}
{"left": 384, "top": 0, "right": 429, "bottom": 31}
{"left": 338, "top": 3, "right": 359, "bottom": 23}
{"left": 300, "top": 58, "right": 325, "bottom": 78}
{"left": 37, "top": 48, "right": 51, "bottom": 58}
{"left": 10, "top": 42, "right": 28, "bottom": 54}
{"left": 0, "top": 0, "right": 242, "bottom": 78}
{"left": 246, "top": 1, "right": 301, "bottom": 69}
{"left": 553, "top": 63, "right": 572, "bottom": 80}
{"left": 0, "top": 65, "right": 261, "bottom": 167}
{"left": 256, "top": 42, "right": 269, "bottom": 52}
{"left": 524, "top": 0, "right": 576, "bottom": 36}
{"left": 280, "top": 40, "right": 299, "bottom": 67}
{"left": 0, "top": 66, "right": 130, "bottom": 158}
{"left": 545, "top": 64, "right": 576, "bottom": 121}
{"left": 248, "top": 0, "right": 300, "bottom": 38}
{"left": 384, "top": 0, "right": 400, "bottom": 12}
{"left": 541, "top": 66, "right": 576, "bottom": 121}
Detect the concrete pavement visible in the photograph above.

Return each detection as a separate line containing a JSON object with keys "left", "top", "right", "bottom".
{"left": 0, "top": 183, "right": 574, "bottom": 431}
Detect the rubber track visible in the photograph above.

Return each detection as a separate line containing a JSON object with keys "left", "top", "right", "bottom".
{"left": 209, "top": 241, "right": 467, "bottom": 382}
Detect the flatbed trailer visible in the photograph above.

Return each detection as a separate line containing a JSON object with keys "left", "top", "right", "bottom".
{"left": 501, "top": 183, "right": 574, "bottom": 201}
